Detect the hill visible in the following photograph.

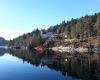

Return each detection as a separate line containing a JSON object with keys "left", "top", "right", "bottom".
{"left": 0, "top": 37, "right": 7, "bottom": 46}
{"left": 8, "top": 12, "right": 100, "bottom": 48}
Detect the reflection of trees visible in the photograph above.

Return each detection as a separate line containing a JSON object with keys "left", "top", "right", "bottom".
{"left": 0, "top": 48, "right": 7, "bottom": 56}
{"left": 7, "top": 49, "right": 100, "bottom": 80}
{"left": 67, "top": 54, "right": 100, "bottom": 80}
{"left": 41, "top": 53, "right": 100, "bottom": 80}
{"left": 8, "top": 49, "right": 44, "bottom": 67}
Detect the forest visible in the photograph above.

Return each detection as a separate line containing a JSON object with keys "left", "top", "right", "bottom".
{"left": 8, "top": 12, "right": 100, "bottom": 48}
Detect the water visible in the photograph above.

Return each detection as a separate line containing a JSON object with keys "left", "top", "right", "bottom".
{"left": 0, "top": 48, "right": 100, "bottom": 80}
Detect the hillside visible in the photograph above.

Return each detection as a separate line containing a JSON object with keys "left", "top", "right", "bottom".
{"left": 8, "top": 12, "right": 100, "bottom": 48}
{"left": 0, "top": 37, "right": 7, "bottom": 46}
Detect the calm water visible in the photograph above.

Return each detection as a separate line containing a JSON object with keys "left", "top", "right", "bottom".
{"left": 0, "top": 48, "right": 100, "bottom": 80}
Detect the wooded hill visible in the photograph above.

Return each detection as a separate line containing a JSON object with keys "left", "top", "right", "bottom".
{"left": 8, "top": 12, "right": 100, "bottom": 48}
{"left": 0, "top": 37, "right": 7, "bottom": 46}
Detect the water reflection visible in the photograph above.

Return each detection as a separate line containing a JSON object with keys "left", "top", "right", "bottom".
{"left": 0, "top": 48, "right": 7, "bottom": 56}
{"left": 6, "top": 49, "right": 100, "bottom": 80}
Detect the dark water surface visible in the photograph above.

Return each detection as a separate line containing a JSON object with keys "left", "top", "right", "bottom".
{"left": 0, "top": 48, "right": 100, "bottom": 80}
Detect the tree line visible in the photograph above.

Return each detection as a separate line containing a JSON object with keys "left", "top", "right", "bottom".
{"left": 8, "top": 12, "right": 100, "bottom": 48}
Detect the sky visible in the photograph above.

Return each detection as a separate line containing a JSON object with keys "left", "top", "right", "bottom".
{"left": 0, "top": 0, "right": 100, "bottom": 40}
